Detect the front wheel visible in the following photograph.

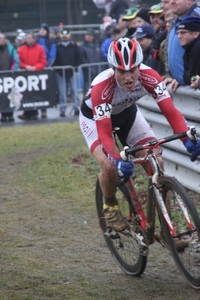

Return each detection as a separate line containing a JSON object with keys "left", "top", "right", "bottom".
{"left": 159, "top": 176, "right": 200, "bottom": 289}
{"left": 95, "top": 176, "right": 147, "bottom": 276}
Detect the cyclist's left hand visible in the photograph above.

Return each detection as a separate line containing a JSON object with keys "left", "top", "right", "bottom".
{"left": 184, "top": 138, "right": 200, "bottom": 157}
{"left": 116, "top": 158, "right": 134, "bottom": 178}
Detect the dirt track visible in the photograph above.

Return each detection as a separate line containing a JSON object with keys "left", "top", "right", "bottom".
{"left": 1, "top": 148, "right": 200, "bottom": 300}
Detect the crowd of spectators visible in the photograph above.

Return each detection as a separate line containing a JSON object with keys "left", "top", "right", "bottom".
{"left": 0, "top": 0, "right": 200, "bottom": 122}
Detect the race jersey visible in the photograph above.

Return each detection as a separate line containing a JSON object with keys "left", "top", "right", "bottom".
{"left": 81, "top": 63, "right": 188, "bottom": 161}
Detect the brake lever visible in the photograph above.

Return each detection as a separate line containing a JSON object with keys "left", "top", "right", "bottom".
{"left": 120, "top": 146, "right": 131, "bottom": 162}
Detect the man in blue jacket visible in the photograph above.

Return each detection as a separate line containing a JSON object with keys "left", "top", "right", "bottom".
{"left": 38, "top": 23, "right": 56, "bottom": 118}
{"left": 165, "top": 0, "right": 200, "bottom": 91}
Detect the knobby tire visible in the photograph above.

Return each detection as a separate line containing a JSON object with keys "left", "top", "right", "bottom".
{"left": 159, "top": 176, "right": 200, "bottom": 289}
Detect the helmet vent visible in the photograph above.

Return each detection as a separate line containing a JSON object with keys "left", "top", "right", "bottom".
{"left": 115, "top": 53, "right": 121, "bottom": 66}
{"left": 132, "top": 51, "right": 136, "bottom": 66}
{"left": 117, "top": 42, "right": 122, "bottom": 51}
{"left": 124, "top": 48, "right": 129, "bottom": 65}
{"left": 128, "top": 40, "right": 132, "bottom": 50}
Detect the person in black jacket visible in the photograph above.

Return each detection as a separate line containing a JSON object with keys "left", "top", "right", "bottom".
{"left": 109, "top": 0, "right": 129, "bottom": 22}
{"left": 177, "top": 16, "right": 200, "bottom": 87}
{"left": 54, "top": 30, "right": 83, "bottom": 117}
{"left": 133, "top": 24, "right": 165, "bottom": 76}
{"left": 79, "top": 28, "right": 105, "bottom": 94}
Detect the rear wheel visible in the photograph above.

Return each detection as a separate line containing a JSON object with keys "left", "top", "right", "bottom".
{"left": 159, "top": 176, "right": 200, "bottom": 289}
{"left": 95, "top": 177, "right": 147, "bottom": 276}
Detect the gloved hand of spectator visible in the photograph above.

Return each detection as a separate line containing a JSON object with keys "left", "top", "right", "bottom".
{"left": 116, "top": 158, "right": 134, "bottom": 178}
{"left": 184, "top": 138, "right": 200, "bottom": 157}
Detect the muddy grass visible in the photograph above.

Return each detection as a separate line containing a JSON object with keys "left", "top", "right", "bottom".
{"left": 0, "top": 123, "right": 200, "bottom": 300}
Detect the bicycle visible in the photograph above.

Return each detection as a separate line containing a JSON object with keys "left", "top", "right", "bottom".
{"left": 95, "top": 126, "right": 200, "bottom": 289}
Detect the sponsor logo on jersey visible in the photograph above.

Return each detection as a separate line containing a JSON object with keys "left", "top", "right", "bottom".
{"left": 101, "top": 80, "right": 116, "bottom": 101}
{"left": 112, "top": 98, "right": 134, "bottom": 106}
{"left": 139, "top": 73, "right": 158, "bottom": 86}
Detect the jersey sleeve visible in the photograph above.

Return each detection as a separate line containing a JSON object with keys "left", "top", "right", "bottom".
{"left": 139, "top": 66, "right": 188, "bottom": 141}
{"left": 91, "top": 75, "right": 120, "bottom": 162}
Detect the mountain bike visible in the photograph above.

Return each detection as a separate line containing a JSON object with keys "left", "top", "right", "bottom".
{"left": 95, "top": 126, "right": 200, "bottom": 289}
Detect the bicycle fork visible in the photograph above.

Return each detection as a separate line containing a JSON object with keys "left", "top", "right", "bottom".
{"left": 149, "top": 155, "right": 177, "bottom": 236}
{"left": 152, "top": 185, "right": 176, "bottom": 236}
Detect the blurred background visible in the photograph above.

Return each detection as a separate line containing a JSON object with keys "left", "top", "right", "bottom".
{"left": 0, "top": 0, "right": 156, "bottom": 33}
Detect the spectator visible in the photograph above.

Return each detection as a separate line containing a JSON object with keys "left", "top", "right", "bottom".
{"left": 99, "top": 15, "right": 113, "bottom": 44}
{"left": 15, "top": 31, "right": 26, "bottom": 49}
{"left": 158, "top": 9, "right": 175, "bottom": 71}
{"left": 133, "top": 24, "right": 165, "bottom": 76}
{"left": 148, "top": 3, "right": 168, "bottom": 52}
{"left": 117, "top": 16, "right": 128, "bottom": 37}
{"left": 161, "top": 0, "right": 172, "bottom": 13}
{"left": 53, "top": 30, "right": 83, "bottom": 117}
{"left": 134, "top": 8, "right": 151, "bottom": 28}
{"left": 38, "top": 23, "right": 56, "bottom": 118}
{"left": 165, "top": 0, "right": 200, "bottom": 91}
{"left": 79, "top": 28, "right": 105, "bottom": 94}
{"left": 175, "top": 16, "right": 200, "bottom": 90}
{"left": 109, "top": 0, "right": 129, "bottom": 22}
{"left": 149, "top": 3, "right": 166, "bottom": 32}
{"left": 18, "top": 32, "right": 47, "bottom": 120}
{"left": 0, "top": 33, "right": 20, "bottom": 122}
{"left": 49, "top": 27, "right": 61, "bottom": 44}
{"left": 121, "top": 7, "right": 138, "bottom": 37}
{"left": 101, "top": 27, "right": 121, "bottom": 60}
{"left": 38, "top": 23, "right": 56, "bottom": 67}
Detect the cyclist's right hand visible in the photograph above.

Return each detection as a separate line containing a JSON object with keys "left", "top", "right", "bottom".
{"left": 116, "top": 158, "right": 134, "bottom": 178}
{"left": 184, "top": 138, "right": 200, "bottom": 157}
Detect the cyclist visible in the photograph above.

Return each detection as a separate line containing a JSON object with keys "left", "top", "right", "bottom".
{"left": 79, "top": 37, "right": 200, "bottom": 232}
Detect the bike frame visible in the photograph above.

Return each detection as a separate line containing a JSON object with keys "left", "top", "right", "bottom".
{"left": 123, "top": 128, "right": 197, "bottom": 240}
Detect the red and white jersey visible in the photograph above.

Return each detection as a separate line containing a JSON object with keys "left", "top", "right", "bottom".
{"left": 80, "top": 64, "right": 188, "bottom": 160}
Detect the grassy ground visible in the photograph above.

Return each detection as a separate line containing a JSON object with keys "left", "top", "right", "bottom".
{"left": 0, "top": 121, "right": 200, "bottom": 300}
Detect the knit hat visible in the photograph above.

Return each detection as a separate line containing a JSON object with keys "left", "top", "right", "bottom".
{"left": 136, "top": 8, "right": 151, "bottom": 24}
{"left": 178, "top": 16, "right": 200, "bottom": 32}
{"left": 149, "top": 3, "right": 163, "bottom": 15}
{"left": 50, "top": 27, "right": 59, "bottom": 34}
{"left": 122, "top": 7, "right": 137, "bottom": 21}
{"left": 40, "top": 23, "right": 49, "bottom": 34}
{"left": 17, "top": 31, "right": 26, "bottom": 40}
{"left": 134, "top": 24, "right": 155, "bottom": 39}
{"left": 85, "top": 28, "right": 96, "bottom": 36}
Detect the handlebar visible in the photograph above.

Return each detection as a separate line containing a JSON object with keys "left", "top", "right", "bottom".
{"left": 120, "top": 126, "right": 198, "bottom": 161}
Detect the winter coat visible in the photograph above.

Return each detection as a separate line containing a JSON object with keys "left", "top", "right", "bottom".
{"left": 79, "top": 40, "right": 104, "bottom": 80}
{"left": 18, "top": 43, "right": 47, "bottom": 71}
{"left": 54, "top": 40, "right": 83, "bottom": 77}
{"left": 182, "top": 35, "right": 200, "bottom": 85}
{"left": 0, "top": 42, "right": 19, "bottom": 70}
{"left": 38, "top": 36, "right": 56, "bottom": 66}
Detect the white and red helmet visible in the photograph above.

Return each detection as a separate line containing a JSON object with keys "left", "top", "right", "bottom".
{"left": 107, "top": 37, "right": 143, "bottom": 70}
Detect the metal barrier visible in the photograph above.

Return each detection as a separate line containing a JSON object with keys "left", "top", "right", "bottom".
{"left": 77, "top": 62, "right": 109, "bottom": 94}
{"left": 137, "top": 86, "right": 200, "bottom": 193}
